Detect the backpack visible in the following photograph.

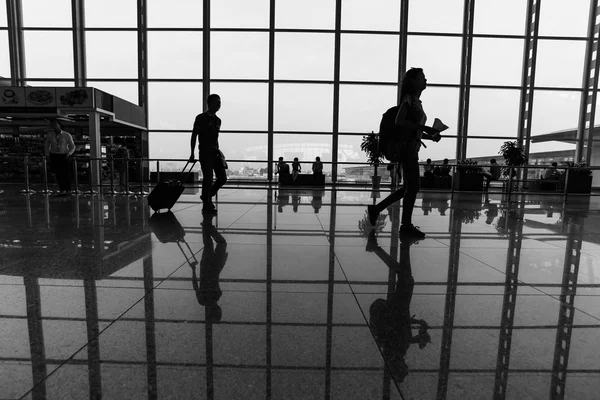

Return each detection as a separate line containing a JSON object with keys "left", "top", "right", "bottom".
{"left": 378, "top": 105, "right": 401, "bottom": 162}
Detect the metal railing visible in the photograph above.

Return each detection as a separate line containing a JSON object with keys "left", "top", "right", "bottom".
{"left": 0, "top": 155, "right": 597, "bottom": 199}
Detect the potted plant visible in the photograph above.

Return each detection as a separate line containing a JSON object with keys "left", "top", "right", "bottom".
{"left": 563, "top": 162, "right": 593, "bottom": 194}
{"left": 456, "top": 159, "right": 485, "bottom": 191}
{"left": 360, "top": 131, "right": 385, "bottom": 190}
{"left": 499, "top": 141, "right": 528, "bottom": 179}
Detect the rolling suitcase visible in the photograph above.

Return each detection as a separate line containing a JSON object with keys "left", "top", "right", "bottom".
{"left": 148, "top": 161, "right": 196, "bottom": 212}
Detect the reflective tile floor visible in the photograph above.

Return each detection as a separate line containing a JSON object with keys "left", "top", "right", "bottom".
{"left": 1, "top": 187, "right": 600, "bottom": 399}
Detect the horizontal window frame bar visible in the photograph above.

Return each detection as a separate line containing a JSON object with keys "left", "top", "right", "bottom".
{"left": 15, "top": 26, "right": 590, "bottom": 42}
{"left": 15, "top": 78, "right": 584, "bottom": 92}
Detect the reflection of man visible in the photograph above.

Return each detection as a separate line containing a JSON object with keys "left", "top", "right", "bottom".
{"left": 366, "top": 233, "right": 431, "bottom": 383}
{"left": 192, "top": 214, "right": 228, "bottom": 322}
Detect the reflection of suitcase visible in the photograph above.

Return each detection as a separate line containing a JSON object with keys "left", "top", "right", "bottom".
{"left": 148, "top": 210, "right": 198, "bottom": 267}
{"left": 149, "top": 211, "right": 185, "bottom": 243}
{"left": 147, "top": 161, "right": 196, "bottom": 212}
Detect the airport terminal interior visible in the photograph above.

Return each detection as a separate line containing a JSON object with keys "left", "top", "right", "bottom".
{"left": 2, "top": 1, "right": 600, "bottom": 399}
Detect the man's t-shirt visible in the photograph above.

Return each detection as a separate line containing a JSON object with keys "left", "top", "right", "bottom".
{"left": 490, "top": 164, "right": 501, "bottom": 180}
{"left": 193, "top": 113, "right": 221, "bottom": 152}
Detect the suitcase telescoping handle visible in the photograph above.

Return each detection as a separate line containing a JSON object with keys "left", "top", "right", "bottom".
{"left": 180, "top": 160, "right": 197, "bottom": 183}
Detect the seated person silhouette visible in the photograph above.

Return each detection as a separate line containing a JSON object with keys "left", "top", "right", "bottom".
{"left": 275, "top": 157, "right": 290, "bottom": 176}
{"left": 365, "top": 233, "right": 431, "bottom": 383}
{"left": 192, "top": 214, "right": 228, "bottom": 322}
{"left": 542, "top": 162, "right": 560, "bottom": 180}
{"left": 483, "top": 158, "right": 502, "bottom": 190}
{"left": 434, "top": 158, "right": 451, "bottom": 177}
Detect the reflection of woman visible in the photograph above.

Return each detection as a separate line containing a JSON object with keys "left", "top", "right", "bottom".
{"left": 366, "top": 234, "right": 431, "bottom": 383}
{"left": 192, "top": 214, "right": 228, "bottom": 322}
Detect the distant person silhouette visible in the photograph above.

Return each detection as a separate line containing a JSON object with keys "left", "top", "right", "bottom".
{"left": 292, "top": 157, "right": 301, "bottom": 181}
{"left": 542, "top": 162, "right": 560, "bottom": 180}
{"left": 113, "top": 137, "right": 130, "bottom": 191}
{"left": 192, "top": 214, "right": 228, "bottom": 322}
{"left": 434, "top": 158, "right": 451, "bottom": 177}
{"left": 312, "top": 156, "right": 323, "bottom": 176}
{"left": 483, "top": 158, "right": 501, "bottom": 190}
{"left": 189, "top": 93, "right": 227, "bottom": 214}
{"left": 275, "top": 157, "right": 290, "bottom": 177}
{"left": 366, "top": 233, "right": 431, "bottom": 383}
{"left": 45, "top": 119, "right": 75, "bottom": 196}
{"left": 367, "top": 68, "right": 442, "bottom": 238}
{"left": 424, "top": 158, "right": 434, "bottom": 177}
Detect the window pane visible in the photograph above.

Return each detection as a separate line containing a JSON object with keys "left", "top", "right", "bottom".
{"left": 473, "top": 0, "right": 527, "bottom": 35}
{"left": 275, "top": 33, "right": 334, "bottom": 81}
{"left": 218, "top": 133, "right": 268, "bottom": 173}
{"left": 421, "top": 137, "right": 457, "bottom": 162}
{"left": 0, "top": 1, "right": 6, "bottom": 26}
{"left": 25, "top": 80, "right": 74, "bottom": 86}
{"left": 211, "top": 0, "right": 269, "bottom": 28}
{"left": 535, "top": 40, "right": 587, "bottom": 88}
{"left": 529, "top": 141, "right": 576, "bottom": 160}
{"left": 407, "top": 36, "right": 462, "bottom": 84}
{"left": 338, "top": 134, "right": 367, "bottom": 164}
{"left": 23, "top": 0, "right": 72, "bottom": 27}
{"left": 86, "top": 32, "right": 138, "bottom": 79}
{"left": 209, "top": 82, "right": 268, "bottom": 131}
{"left": 538, "top": 0, "right": 590, "bottom": 37}
{"left": 466, "top": 138, "right": 509, "bottom": 159}
{"left": 24, "top": 31, "right": 73, "bottom": 78}
{"left": 471, "top": 39, "right": 524, "bottom": 86}
{"left": 147, "top": 0, "right": 202, "bottom": 28}
{"left": 88, "top": 81, "right": 138, "bottom": 105}
{"left": 0, "top": 32, "right": 9, "bottom": 78}
{"left": 274, "top": 84, "right": 333, "bottom": 132}
{"left": 273, "top": 134, "right": 332, "bottom": 165}
{"left": 340, "top": 34, "right": 399, "bottom": 82}
{"left": 531, "top": 90, "right": 581, "bottom": 137}
{"left": 85, "top": 0, "right": 137, "bottom": 28}
{"left": 148, "top": 32, "right": 202, "bottom": 78}
{"left": 212, "top": 32, "right": 268, "bottom": 79}
{"left": 468, "top": 89, "right": 520, "bottom": 138}
{"left": 408, "top": 0, "right": 464, "bottom": 33}
{"left": 338, "top": 85, "right": 397, "bottom": 133}
{"left": 341, "top": 0, "right": 401, "bottom": 31}
{"left": 149, "top": 132, "right": 191, "bottom": 162}
{"left": 148, "top": 82, "right": 203, "bottom": 130}
{"left": 420, "top": 87, "right": 460, "bottom": 136}
{"left": 275, "top": 0, "right": 335, "bottom": 29}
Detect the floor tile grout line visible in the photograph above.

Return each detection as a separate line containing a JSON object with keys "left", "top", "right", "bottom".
{"left": 457, "top": 249, "right": 600, "bottom": 324}
{"left": 20, "top": 195, "right": 259, "bottom": 399}
{"left": 316, "top": 213, "right": 405, "bottom": 400}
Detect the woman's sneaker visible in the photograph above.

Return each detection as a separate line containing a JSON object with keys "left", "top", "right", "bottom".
{"left": 400, "top": 224, "right": 425, "bottom": 238}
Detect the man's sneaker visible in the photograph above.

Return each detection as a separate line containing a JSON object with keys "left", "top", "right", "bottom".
{"left": 400, "top": 224, "right": 425, "bottom": 239}
{"left": 367, "top": 205, "right": 379, "bottom": 226}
